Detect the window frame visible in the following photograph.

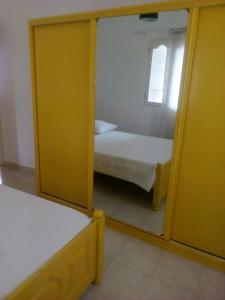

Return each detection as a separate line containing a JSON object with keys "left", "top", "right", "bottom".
{"left": 144, "top": 39, "right": 169, "bottom": 106}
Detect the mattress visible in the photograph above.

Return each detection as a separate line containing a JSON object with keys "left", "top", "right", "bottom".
{"left": 0, "top": 185, "right": 90, "bottom": 300}
{"left": 94, "top": 130, "right": 173, "bottom": 191}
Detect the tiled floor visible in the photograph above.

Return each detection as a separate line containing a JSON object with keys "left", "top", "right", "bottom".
{"left": 81, "top": 230, "right": 225, "bottom": 300}
{"left": 1, "top": 165, "right": 225, "bottom": 300}
{"left": 94, "top": 173, "right": 165, "bottom": 235}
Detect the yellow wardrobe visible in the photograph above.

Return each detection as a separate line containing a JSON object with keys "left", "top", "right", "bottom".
{"left": 30, "top": 0, "right": 225, "bottom": 271}
{"left": 31, "top": 19, "right": 95, "bottom": 210}
{"left": 170, "top": 4, "right": 225, "bottom": 259}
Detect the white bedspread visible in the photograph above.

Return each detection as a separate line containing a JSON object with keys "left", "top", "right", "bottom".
{"left": 0, "top": 185, "right": 90, "bottom": 300}
{"left": 94, "top": 131, "right": 173, "bottom": 191}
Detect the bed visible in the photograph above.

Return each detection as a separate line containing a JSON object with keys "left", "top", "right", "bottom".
{"left": 0, "top": 185, "right": 104, "bottom": 300}
{"left": 94, "top": 130, "right": 173, "bottom": 210}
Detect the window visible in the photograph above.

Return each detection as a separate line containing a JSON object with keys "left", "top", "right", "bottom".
{"left": 146, "top": 44, "right": 167, "bottom": 104}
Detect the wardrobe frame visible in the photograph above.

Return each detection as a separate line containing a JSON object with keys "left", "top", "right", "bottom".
{"left": 29, "top": 0, "right": 225, "bottom": 272}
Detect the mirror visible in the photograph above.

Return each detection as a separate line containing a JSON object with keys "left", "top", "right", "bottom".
{"left": 93, "top": 10, "right": 188, "bottom": 236}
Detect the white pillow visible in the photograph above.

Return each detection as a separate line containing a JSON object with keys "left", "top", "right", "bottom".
{"left": 95, "top": 120, "right": 118, "bottom": 134}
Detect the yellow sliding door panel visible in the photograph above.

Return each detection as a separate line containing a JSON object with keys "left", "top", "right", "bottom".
{"left": 34, "top": 21, "right": 94, "bottom": 208}
{"left": 172, "top": 5, "right": 225, "bottom": 258}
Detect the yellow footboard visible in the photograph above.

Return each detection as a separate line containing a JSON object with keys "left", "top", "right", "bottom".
{"left": 152, "top": 162, "right": 171, "bottom": 211}
{"left": 6, "top": 210, "right": 105, "bottom": 300}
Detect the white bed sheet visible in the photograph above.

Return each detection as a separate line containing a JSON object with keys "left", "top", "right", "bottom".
{"left": 0, "top": 185, "right": 90, "bottom": 300}
{"left": 94, "top": 131, "right": 173, "bottom": 191}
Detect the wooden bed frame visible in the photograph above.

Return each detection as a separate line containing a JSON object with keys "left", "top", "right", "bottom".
{"left": 6, "top": 210, "right": 105, "bottom": 300}
{"left": 152, "top": 161, "right": 171, "bottom": 211}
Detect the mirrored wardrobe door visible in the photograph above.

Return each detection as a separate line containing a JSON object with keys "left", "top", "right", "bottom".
{"left": 93, "top": 10, "right": 188, "bottom": 236}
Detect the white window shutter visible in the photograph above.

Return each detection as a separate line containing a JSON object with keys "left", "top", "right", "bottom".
{"left": 148, "top": 45, "right": 167, "bottom": 104}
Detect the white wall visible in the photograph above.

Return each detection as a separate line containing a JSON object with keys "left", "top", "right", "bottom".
{"left": 96, "top": 12, "right": 187, "bottom": 136}
{"left": 0, "top": 0, "right": 165, "bottom": 168}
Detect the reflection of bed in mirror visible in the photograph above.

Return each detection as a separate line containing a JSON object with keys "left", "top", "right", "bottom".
{"left": 94, "top": 10, "right": 187, "bottom": 233}
{"left": 94, "top": 129, "right": 173, "bottom": 210}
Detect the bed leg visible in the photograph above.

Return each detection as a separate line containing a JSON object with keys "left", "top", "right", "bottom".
{"left": 93, "top": 210, "right": 105, "bottom": 284}
{"left": 152, "top": 163, "right": 170, "bottom": 211}
{"left": 152, "top": 190, "right": 161, "bottom": 211}
{"left": 152, "top": 164, "right": 161, "bottom": 211}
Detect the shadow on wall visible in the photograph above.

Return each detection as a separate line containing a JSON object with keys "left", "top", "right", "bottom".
{"left": 0, "top": 23, "right": 19, "bottom": 165}
{"left": 0, "top": 118, "right": 4, "bottom": 164}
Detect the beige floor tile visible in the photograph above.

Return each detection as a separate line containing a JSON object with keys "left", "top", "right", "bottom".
{"left": 141, "top": 209, "right": 165, "bottom": 235}
{"left": 105, "top": 227, "right": 128, "bottom": 260}
{"left": 94, "top": 174, "right": 130, "bottom": 203}
{"left": 94, "top": 196, "right": 121, "bottom": 216}
{"left": 104, "top": 254, "right": 113, "bottom": 270}
{"left": 80, "top": 285, "right": 112, "bottom": 300}
{"left": 137, "top": 277, "right": 195, "bottom": 300}
{"left": 120, "top": 200, "right": 153, "bottom": 220}
{"left": 112, "top": 207, "right": 149, "bottom": 227}
{"left": 115, "top": 237, "right": 162, "bottom": 275}
{"left": 21, "top": 185, "right": 36, "bottom": 195}
{"left": 153, "top": 251, "right": 202, "bottom": 293}
{"left": 0, "top": 166, "right": 36, "bottom": 194}
{"left": 2, "top": 177, "right": 36, "bottom": 195}
{"left": 196, "top": 267, "right": 225, "bottom": 300}
{"left": 93, "top": 173, "right": 165, "bottom": 235}
{"left": 95, "top": 260, "right": 149, "bottom": 300}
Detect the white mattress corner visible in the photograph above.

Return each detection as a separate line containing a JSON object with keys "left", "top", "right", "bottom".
{"left": 0, "top": 185, "right": 91, "bottom": 299}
